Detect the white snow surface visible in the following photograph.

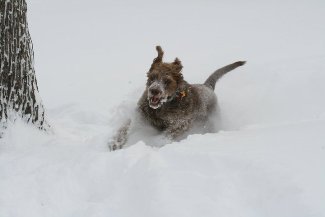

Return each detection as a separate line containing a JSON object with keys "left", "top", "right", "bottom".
{"left": 1, "top": 0, "right": 325, "bottom": 216}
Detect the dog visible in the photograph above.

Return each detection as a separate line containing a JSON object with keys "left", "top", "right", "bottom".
{"left": 109, "top": 46, "right": 245, "bottom": 150}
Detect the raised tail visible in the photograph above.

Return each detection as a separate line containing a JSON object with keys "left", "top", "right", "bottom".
{"left": 204, "top": 61, "right": 246, "bottom": 90}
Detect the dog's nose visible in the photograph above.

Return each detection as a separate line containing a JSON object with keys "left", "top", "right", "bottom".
{"left": 150, "top": 88, "right": 161, "bottom": 96}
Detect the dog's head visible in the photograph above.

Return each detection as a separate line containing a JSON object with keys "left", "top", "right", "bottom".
{"left": 146, "top": 46, "right": 184, "bottom": 109}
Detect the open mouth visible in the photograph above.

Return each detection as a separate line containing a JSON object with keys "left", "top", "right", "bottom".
{"left": 149, "top": 95, "right": 162, "bottom": 109}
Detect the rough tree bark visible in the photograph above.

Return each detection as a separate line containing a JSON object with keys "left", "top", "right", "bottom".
{"left": 0, "top": 0, "right": 47, "bottom": 136}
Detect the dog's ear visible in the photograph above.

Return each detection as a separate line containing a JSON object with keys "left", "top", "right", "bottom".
{"left": 173, "top": 57, "right": 183, "bottom": 72}
{"left": 151, "top": 46, "right": 164, "bottom": 69}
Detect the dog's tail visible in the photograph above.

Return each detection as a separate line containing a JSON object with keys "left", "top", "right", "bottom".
{"left": 204, "top": 61, "right": 246, "bottom": 90}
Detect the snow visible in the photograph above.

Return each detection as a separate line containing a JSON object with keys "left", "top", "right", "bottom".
{"left": 1, "top": 0, "right": 325, "bottom": 216}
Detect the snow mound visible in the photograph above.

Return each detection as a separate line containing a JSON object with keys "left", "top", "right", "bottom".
{"left": 1, "top": 119, "right": 324, "bottom": 217}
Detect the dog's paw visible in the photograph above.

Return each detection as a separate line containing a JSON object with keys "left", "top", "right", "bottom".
{"left": 108, "top": 140, "right": 123, "bottom": 151}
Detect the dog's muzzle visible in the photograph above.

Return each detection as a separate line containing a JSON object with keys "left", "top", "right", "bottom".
{"left": 148, "top": 82, "right": 167, "bottom": 109}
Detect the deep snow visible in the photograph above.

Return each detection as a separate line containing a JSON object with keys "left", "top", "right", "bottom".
{"left": 1, "top": 0, "right": 325, "bottom": 216}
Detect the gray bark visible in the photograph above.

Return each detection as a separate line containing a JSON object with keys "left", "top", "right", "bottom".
{"left": 0, "top": 0, "right": 47, "bottom": 136}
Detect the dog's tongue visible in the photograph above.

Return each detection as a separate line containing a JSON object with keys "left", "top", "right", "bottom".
{"left": 151, "top": 96, "right": 160, "bottom": 104}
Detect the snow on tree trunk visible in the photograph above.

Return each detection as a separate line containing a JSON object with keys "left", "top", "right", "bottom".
{"left": 0, "top": 0, "right": 48, "bottom": 136}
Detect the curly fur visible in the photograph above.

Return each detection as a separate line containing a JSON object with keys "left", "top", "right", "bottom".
{"left": 109, "top": 46, "right": 245, "bottom": 150}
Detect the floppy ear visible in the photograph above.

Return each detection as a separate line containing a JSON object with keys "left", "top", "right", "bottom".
{"left": 150, "top": 46, "right": 164, "bottom": 69}
{"left": 173, "top": 57, "right": 183, "bottom": 72}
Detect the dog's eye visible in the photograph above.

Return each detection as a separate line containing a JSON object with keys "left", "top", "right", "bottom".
{"left": 147, "top": 79, "right": 153, "bottom": 86}
{"left": 147, "top": 76, "right": 156, "bottom": 85}
{"left": 148, "top": 74, "right": 158, "bottom": 81}
{"left": 164, "top": 78, "right": 172, "bottom": 85}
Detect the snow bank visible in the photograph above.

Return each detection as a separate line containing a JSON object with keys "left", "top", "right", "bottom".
{"left": 1, "top": 119, "right": 324, "bottom": 217}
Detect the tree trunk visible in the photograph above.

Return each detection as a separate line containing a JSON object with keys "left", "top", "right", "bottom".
{"left": 0, "top": 0, "right": 48, "bottom": 136}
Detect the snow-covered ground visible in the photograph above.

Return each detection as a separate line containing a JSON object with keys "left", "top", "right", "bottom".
{"left": 1, "top": 0, "right": 325, "bottom": 216}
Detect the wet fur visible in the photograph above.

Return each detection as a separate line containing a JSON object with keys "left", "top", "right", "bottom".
{"left": 109, "top": 46, "right": 245, "bottom": 151}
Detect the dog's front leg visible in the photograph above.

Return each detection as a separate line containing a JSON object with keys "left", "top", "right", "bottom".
{"left": 108, "top": 119, "right": 131, "bottom": 151}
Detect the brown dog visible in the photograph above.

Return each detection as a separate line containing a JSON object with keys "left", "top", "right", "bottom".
{"left": 110, "top": 46, "right": 245, "bottom": 150}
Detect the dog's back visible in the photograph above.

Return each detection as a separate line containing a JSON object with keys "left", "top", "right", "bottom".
{"left": 189, "top": 84, "right": 217, "bottom": 120}
{"left": 190, "top": 61, "right": 247, "bottom": 127}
